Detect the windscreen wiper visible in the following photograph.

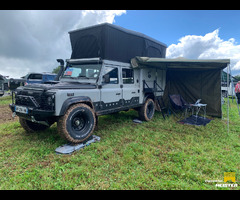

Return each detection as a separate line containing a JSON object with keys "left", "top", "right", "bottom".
{"left": 64, "top": 76, "right": 78, "bottom": 79}
{"left": 78, "top": 75, "right": 90, "bottom": 79}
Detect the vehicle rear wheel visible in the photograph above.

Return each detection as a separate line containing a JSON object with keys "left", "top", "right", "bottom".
{"left": 19, "top": 118, "right": 49, "bottom": 132}
{"left": 138, "top": 98, "right": 155, "bottom": 121}
{"left": 57, "top": 103, "right": 96, "bottom": 144}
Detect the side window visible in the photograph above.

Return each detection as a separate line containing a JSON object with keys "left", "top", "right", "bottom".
{"left": 122, "top": 68, "right": 134, "bottom": 84}
{"left": 28, "top": 74, "right": 43, "bottom": 80}
{"left": 102, "top": 66, "right": 119, "bottom": 84}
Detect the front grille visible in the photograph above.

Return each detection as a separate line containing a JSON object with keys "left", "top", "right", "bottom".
{"left": 15, "top": 90, "right": 55, "bottom": 111}
{"left": 16, "top": 95, "right": 39, "bottom": 107}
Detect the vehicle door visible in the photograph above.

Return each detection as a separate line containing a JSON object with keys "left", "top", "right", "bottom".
{"left": 100, "top": 65, "right": 123, "bottom": 110}
{"left": 121, "top": 67, "right": 140, "bottom": 107}
{"left": 156, "top": 68, "right": 166, "bottom": 97}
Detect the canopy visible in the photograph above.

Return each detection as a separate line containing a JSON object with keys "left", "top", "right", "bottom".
{"left": 131, "top": 57, "right": 230, "bottom": 70}
{"left": 131, "top": 57, "right": 230, "bottom": 117}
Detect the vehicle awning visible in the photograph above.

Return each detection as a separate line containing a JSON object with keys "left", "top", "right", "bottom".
{"left": 131, "top": 56, "right": 231, "bottom": 117}
{"left": 131, "top": 56, "right": 230, "bottom": 70}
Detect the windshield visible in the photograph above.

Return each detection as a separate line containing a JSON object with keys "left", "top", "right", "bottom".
{"left": 62, "top": 63, "right": 101, "bottom": 80}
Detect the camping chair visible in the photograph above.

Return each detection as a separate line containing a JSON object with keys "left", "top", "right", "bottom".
{"left": 168, "top": 94, "right": 191, "bottom": 119}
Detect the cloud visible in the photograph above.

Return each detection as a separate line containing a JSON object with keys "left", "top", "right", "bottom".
{"left": 78, "top": 10, "right": 126, "bottom": 28}
{"left": 166, "top": 29, "right": 240, "bottom": 75}
{"left": 0, "top": 10, "right": 126, "bottom": 78}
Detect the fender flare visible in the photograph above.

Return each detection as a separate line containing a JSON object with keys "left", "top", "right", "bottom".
{"left": 143, "top": 93, "right": 155, "bottom": 103}
{"left": 59, "top": 96, "right": 94, "bottom": 116}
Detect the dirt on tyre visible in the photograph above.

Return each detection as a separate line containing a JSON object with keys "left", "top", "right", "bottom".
{"left": 138, "top": 98, "right": 155, "bottom": 121}
{"left": 19, "top": 117, "right": 49, "bottom": 132}
{"left": 57, "top": 103, "right": 96, "bottom": 144}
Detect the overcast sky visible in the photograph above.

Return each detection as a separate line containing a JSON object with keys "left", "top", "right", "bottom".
{"left": 1, "top": 10, "right": 240, "bottom": 78}
{"left": 0, "top": 10, "right": 126, "bottom": 78}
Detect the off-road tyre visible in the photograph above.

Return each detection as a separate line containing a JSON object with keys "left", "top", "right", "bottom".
{"left": 19, "top": 117, "right": 49, "bottom": 132}
{"left": 57, "top": 103, "right": 96, "bottom": 144}
{"left": 138, "top": 98, "right": 155, "bottom": 121}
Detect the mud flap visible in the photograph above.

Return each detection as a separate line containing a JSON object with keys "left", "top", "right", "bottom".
{"left": 55, "top": 135, "right": 100, "bottom": 154}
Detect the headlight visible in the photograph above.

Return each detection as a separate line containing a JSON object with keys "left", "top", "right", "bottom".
{"left": 47, "top": 96, "right": 52, "bottom": 105}
{"left": 45, "top": 93, "right": 55, "bottom": 106}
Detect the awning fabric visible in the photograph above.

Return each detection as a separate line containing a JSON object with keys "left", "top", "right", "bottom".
{"left": 131, "top": 56, "right": 230, "bottom": 70}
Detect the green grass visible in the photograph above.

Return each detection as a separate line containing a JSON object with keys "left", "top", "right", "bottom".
{"left": 0, "top": 95, "right": 12, "bottom": 105}
{"left": 0, "top": 98, "right": 239, "bottom": 190}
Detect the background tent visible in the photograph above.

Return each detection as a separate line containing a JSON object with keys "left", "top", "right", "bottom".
{"left": 131, "top": 57, "right": 230, "bottom": 117}
{"left": 69, "top": 23, "right": 167, "bottom": 63}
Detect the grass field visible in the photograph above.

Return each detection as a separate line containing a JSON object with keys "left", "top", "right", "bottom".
{"left": 0, "top": 95, "right": 12, "bottom": 106}
{"left": 0, "top": 96, "right": 239, "bottom": 190}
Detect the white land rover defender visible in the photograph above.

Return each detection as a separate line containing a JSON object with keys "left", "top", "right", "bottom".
{"left": 9, "top": 23, "right": 167, "bottom": 143}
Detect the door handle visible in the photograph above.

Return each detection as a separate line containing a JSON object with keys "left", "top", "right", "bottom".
{"left": 131, "top": 92, "right": 136, "bottom": 94}
{"left": 116, "top": 93, "right": 121, "bottom": 95}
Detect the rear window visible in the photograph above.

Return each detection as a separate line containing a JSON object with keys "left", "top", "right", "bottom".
{"left": 122, "top": 68, "right": 134, "bottom": 84}
{"left": 28, "top": 74, "right": 43, "bottom": 80}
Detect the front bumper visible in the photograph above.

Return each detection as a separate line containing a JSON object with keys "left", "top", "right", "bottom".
{"left": 9, "top": 104, "right": 55, "bottom": 121}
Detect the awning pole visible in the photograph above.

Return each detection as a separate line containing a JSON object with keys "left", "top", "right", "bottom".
{"left": 227, "top": 64, "right": 229, "bottom": 135}
{"left": 221, "top": 69, "right": 227, "bottom": 120}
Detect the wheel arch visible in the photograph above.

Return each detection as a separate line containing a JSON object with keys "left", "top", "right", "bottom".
{"left": 143, "top": 92, "right": 155, "bottom": 103}
{"left": 59, "top": 96, "right": 94, "bottom": 116}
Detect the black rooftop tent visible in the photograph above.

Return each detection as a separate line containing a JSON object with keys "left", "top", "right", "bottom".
{"left": 131, "top": 57, "right": 230, "bottom": 117}
{"left": 69, "top": 23, "right": 167, "bottom": 63}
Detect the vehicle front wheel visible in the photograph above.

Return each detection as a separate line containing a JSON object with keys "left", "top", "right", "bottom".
{"left": 138, "top": 98, "right": 155, "bottom": 121}
{"left": 57, "top": 103, "right": 96, "bottom": 144}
